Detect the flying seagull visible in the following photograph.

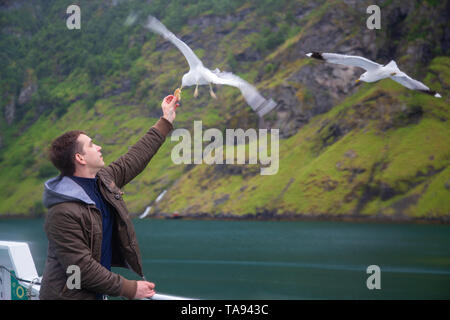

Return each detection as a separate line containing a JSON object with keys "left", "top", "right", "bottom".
{"left": 306, "top": 52, "right": 442, "bottom": 98}
{"left": 145, "top": 15, "right": 277, "bottom": 117}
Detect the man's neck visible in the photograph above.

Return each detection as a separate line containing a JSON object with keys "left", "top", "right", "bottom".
{"left": 73, "top": 168, "right": 98, "bottom": 179}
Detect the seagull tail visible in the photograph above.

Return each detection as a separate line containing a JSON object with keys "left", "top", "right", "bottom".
{"left": 385, "top": 60, "right": 399, "bottom": 69}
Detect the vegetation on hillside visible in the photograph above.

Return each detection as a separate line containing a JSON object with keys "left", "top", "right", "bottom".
{"left": 0, "top": 0, "right": 448, "bottom": 221}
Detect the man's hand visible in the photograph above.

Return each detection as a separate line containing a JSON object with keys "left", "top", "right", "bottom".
{"left": 134, "top": 280, "right": 156, "bottom": 299}
{"left": 161, "top": 95, "right": 179, "bottom": 124}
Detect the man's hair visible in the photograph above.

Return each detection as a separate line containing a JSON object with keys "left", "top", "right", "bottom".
{"left": 49, "top": 130, "right": 85, "bottom": 176}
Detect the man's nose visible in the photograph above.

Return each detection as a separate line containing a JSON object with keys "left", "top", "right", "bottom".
{"left": 96, "top": 145, "right": 102, "bottom": 151}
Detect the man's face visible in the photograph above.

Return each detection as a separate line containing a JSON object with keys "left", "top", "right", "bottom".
{"left": 76, "top": 134, "right": 104, "bottom": 171}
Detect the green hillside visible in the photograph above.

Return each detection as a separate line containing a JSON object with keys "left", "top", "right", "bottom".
{"left": 0, "top": 0, "right": 449, "bottom": 221}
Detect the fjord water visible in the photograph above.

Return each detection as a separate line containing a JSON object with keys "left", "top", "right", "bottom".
{"left": 1, "top": 218, "right": 449, "bottom": 299}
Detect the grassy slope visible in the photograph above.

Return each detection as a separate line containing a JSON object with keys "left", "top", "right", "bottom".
{"left": 0, "top": 0, "right": 448, "bottom": 219}
{"left": 157, "top": 57, "right": 450, "bottom": 219}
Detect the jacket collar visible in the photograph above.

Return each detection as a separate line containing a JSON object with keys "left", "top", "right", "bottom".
{"left": 97, "top": 170, "right": 123, "bottom": 195}
{"left": 43, "top": 175, "right": 96, "bottom": 208}
{"left": 43, "top": 170, "right": 124, "bottom": 209}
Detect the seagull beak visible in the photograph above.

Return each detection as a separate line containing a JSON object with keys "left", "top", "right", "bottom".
{"left": 355, "top": 79, "right": 360, "bottom": 83}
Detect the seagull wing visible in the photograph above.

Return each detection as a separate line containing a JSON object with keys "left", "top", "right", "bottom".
{"left": 209, "top": 70, "right": 277, "bottom": 116}
{"left": 307, "top": 52, "right": 382, "bottom": 71}
{"left": 145, "top": 15, "right": 202, "bottom": 69}
{"left": 391, "top": 73, "right": 441, "bottom": 98}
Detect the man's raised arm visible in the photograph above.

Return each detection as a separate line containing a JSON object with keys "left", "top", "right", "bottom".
{"left": 102, "top": 95, "right": 177, "bottom": 188}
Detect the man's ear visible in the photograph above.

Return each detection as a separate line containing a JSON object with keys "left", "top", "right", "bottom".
{"left": 74, "top": 153, "right": 86, "bottom": 165}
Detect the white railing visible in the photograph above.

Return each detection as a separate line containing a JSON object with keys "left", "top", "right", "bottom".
{"left": 146, "top": 293, "right": 195, "bottom": 300}
{"left": 0, "top": 240, "right": 195, "bottom": 300}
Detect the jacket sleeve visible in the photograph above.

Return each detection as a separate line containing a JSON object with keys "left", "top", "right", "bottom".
{"left": 103, "top": 117, "right": 173, "bottom": 189}
{"left": 45, "top": 207, "right": 137, "bottom": 299}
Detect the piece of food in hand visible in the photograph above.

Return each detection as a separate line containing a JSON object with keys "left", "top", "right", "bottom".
{"left": 164, "top": 94, "right": 180, "bottom": 110}
{"left": 174, "top": 88, "right": 181, "bottom": 101}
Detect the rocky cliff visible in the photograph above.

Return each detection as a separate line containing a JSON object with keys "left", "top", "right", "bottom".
{"left": 0, "top": 0, "right": 449, "bottom": 221}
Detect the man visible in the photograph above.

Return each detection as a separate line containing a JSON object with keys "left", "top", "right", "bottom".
{"left": 40, "top": 95, "right": 178, "bottom": 300}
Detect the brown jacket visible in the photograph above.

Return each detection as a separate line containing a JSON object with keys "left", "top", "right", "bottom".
{"left": 40, "top": 117, "right": 173, "bottom": 300}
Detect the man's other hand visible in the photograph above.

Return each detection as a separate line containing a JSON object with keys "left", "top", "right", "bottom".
{"left": 134, "top": 280, "right": 156, "bottom": 299}
{"left": 161, "top": 95, "right": 179, "bottom": 124}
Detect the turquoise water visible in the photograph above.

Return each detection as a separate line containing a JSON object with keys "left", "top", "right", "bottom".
{"left": 1, "top": 218, "right": 449, "bottom": 299}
